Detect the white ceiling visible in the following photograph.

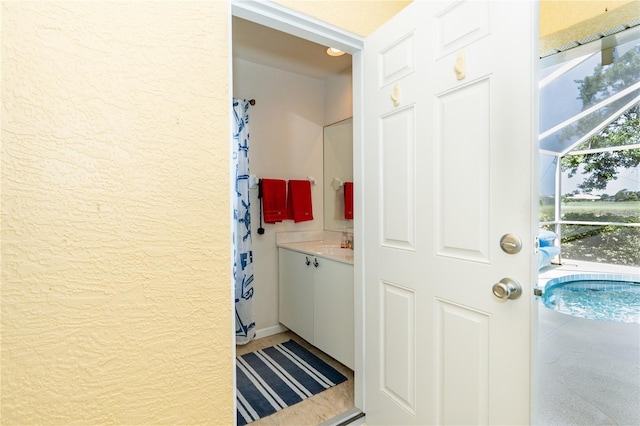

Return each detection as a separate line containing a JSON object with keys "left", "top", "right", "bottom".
{"left": 232, "top": 17, "right": 353, "bottom": 80}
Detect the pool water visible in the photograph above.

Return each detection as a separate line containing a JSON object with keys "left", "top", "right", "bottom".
{"left": 542, "top": 278, "right": 640, "bottom": 323}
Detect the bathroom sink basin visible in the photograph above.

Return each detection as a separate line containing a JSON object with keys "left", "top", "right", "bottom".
{"left": 278, "top": 240, "right": 354, "bottom": 264}
{"left": 317, "top": 245, "right": 353, "bottom": 256}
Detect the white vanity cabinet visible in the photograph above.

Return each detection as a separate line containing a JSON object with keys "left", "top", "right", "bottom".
{"left": 278, "top": 248, "right": 315, "bottom": 343}
{"left": 313, "top": 256, "right": 354, "bottom": 369}
{"left": 278, "top": 247, "right": 354, "bottom": 370}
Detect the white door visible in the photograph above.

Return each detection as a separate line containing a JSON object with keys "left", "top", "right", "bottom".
{"left": 363, "top": 1, "right": 537, "bottom": 424}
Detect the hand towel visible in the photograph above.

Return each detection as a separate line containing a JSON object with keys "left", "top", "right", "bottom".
{"left": 287, "top": 180, "right": 314, "bottom": 222}
{"left": 261, "top": 179, "right": 287, "bottom": 223}
{"left": 344, "top": 182, "right": 353, "bottom": 220}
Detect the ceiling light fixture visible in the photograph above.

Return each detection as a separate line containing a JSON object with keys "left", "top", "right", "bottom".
{"left": 326, "top": 47, "right": 345, "bottom": 57}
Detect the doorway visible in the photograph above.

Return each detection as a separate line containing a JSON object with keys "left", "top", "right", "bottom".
{"left": 230, "top": 3, "right": 365, "bottom": 424}
{"left": 536, "top": 25, "right": 640, "bottom": 425}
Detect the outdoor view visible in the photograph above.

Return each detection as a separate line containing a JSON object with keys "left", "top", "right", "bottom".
{"left": 539, "top": 38, "right": 640, "bottom": 267}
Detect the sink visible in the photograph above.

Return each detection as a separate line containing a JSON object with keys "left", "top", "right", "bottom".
{"left": 278, "top": 240, "right": 354, "bottom": 263}
{"left": 317, "top": 245, "right": 353, "bottom": 256}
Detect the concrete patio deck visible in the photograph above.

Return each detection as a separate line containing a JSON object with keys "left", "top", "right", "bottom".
{"left": 537, "top": 260, "right": 640, "bottom": 425}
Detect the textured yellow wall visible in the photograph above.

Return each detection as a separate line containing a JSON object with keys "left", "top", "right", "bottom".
{"left": 540, "top": 0, "right": 639, "bottom": 52}
{"left": 274, "top": 0, "right": 412, "bottom": 36}
{"left": 540, "top": 0, "right": 637, "bottom": 36}
{"left": 1, "top": 1, "right": 233, "bottom": 424}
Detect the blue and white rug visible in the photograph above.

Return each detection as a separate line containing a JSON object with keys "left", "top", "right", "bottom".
{"left": 236, "top": 339, "right": 348, "bottom": 425}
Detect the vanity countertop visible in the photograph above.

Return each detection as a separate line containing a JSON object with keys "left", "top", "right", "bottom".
{"left": 277, "top": 240, "right": 354, "bottom": 265}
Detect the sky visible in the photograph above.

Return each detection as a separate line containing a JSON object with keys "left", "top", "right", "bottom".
{"left": 538, "top": 39, "right": 639, "bottom": 198}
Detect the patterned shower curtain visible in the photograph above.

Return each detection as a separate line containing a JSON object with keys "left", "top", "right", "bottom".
{"left": 233, "top": 98, "right": 255, "bottom": 345}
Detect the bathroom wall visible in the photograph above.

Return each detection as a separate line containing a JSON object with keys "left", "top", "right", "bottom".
{"left": 233, "top": 53, "right": 353, "bottom": 336}
{"left": 233, "top": 58, "right": 326, "bottom": 335}
{"left": 325, "top": 66, "right": 353, "bottom": 125}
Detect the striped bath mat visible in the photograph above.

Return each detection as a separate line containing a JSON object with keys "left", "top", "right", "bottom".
{"left": 236, "top": 339, "right": 347, "bottom": 425}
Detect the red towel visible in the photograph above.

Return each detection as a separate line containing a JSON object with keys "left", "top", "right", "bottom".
{"left": 344, "top": 182, "right": 353, "bottom": 220}
{"left": 287, "top": 180, "right": 314, "bottom": 222}
{"left": 261, "top": 179, "right": 287, "bottom": 223}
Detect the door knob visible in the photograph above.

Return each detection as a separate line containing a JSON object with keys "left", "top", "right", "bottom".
{"left": 492, "top": 278, "right": 522, "bottom": 300}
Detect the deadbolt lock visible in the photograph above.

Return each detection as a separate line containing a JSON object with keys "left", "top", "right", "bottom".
{"left": 500, "top": 233, "right": 522, "bottom": 254}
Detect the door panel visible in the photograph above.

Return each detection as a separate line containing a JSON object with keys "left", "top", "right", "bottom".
{"left": 379, "top": 33, "right": 415, "bottom": 87}
{"left": 364, "top": 1, "right": 537, "bottom": 424}
{"left": 434, "top": 1, "right": 490, "bottom": 58}
{"left": 435, "top": 299, "right": 490, "bottom": 425}
{"left": 435, "top": 77, "right": 490, "bottom": 261}
{"left": 380, "top": 280, "right": 416, "bottom": 414}
{"left": 381, "top": 106, "right": 416, "bottom": 249}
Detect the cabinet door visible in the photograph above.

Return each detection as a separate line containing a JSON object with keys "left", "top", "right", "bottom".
{"left": 314, "top": 258, "right": 354, "bottom": 370}
{"left": 278, "top": 248, "right": 314, "bottom": 343}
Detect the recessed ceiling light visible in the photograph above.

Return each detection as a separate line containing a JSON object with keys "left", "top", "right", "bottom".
{"left": 327, "top": 47, "right": 345, "bottom": 57}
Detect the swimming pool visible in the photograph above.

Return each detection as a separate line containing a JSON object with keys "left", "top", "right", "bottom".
{"left": 541, "top": 273, "right": 640, "bottom": 323}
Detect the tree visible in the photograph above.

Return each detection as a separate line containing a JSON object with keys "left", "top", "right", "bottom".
{"left": 562, "top": 105, "right": 640, "bottom": 191}
{"left": 560, "top": 45, "right": 640, "bottom": 193}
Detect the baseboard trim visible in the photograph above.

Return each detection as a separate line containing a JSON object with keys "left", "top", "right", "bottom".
{"left": 255, "top": 324, "right": 289, "bottom": 340}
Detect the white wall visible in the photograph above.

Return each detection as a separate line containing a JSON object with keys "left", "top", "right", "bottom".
{"left": 233, "top": 54, "right": 353, "bottom": 338}
{"left": 233, "top": 58, "right": 326, "bottom": 334}
{"left": 325, "top": 66, "right": 353, "bottom": 125}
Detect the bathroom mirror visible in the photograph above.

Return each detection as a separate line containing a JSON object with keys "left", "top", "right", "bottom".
{"left": 323, "top": 117, "right": 353, "bottom": 231}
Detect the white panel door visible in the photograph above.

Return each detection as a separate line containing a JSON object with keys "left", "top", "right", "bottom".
{"left": 363, "top": 1, "right": 537, "bottom": 424}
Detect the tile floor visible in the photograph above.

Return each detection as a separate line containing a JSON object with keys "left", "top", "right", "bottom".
{"left": 236, "top": 331, "right": 355, "bottom": 426}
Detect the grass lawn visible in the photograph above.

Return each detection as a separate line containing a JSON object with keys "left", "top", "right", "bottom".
{"left": 540, "top": 201, "right": 640, "bottom": 222}
{"left": 539, "top": 201, "right": 639, "bottom": 266}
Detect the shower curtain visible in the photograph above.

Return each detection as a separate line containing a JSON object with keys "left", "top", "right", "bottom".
{"left": 233, "top": 98, "right": 255, "bottom": 345}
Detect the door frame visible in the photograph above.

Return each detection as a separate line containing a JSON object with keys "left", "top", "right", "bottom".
{"left": 229, "top": 0, "right": 367, "bottom": 411}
